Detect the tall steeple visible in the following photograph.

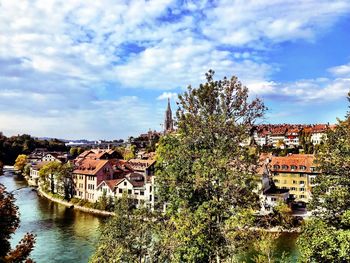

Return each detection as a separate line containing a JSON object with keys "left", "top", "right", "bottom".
{"left": 164, "top": 98, "right": 173, "bottom": 133}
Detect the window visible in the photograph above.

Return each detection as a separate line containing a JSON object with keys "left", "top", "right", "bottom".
{"left": 128, "top": 189, "right": 132, "bottom": 195}
{"left": 273, "top": 165, "right": 280, "bottom": 170}
{"left": 300, "top": 188, "right": 305, "bottom": 191}
{"left": 119, "top": 188, "right": 123, "bottom": 194}
{"left": 140, "top": 191, "right": 144, "bottom": 196}
{"left": 150, "top": 186, "right": 152, "bottom": 193}
{"left": 310, "top": 167, "right": 317, "bottom": 172}
{"left": 274, "top": 179, "right": 279, "bottom": 183}
{"left": 300, "top": 195, "right": 305, "bottom": 199}
{"left": 291, "top": 187, "right": 297, "bottom": 191}
{"left": 292, "top": 180, "right": 297, "bottom": 184}
{"left": 124, "top": 181, "right": 127, "bottom": 186}
{"left": 282, "top": 165, "right": 288, "bottom": 170}
{"left": 299, "top": 181, "right": 305, "bottom": 185}
{"left": 299, "top": 174, "right": 305, "bottom": 177}
{"left": 291, "top": 165, "right": 297, "bottom": 170}
{"left": 271, "top": 198, "right": 277, "bottom": 202}
{"left": 299, "top": 166, "right": 306, "bottom": 170}
{"left": 149, "top": 195, "right": 152, "bottom": 201}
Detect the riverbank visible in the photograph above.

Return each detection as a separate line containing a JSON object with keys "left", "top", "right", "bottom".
{"left": 37, "top": 189, "right": 115, "bottom": 216}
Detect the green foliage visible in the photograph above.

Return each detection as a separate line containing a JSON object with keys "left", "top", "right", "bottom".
{"left": 123, "top": 145, "right": 136, "bottom": 160}
{"left": 98, "top": 190, "right": 108, "bottom": 211}
{"left": 14, "top": 154, "right": 28, "bottom": 173}
{"left": 69, "top": 147, "right": 85, "bottom": 158}
{"left": 155, "top": 70, "right": 266, "bottom": 261}
{"left": 298, "top": 91, "right": 350, "bottom": 262}
{"left": 39, "top": 162, "right": 74, "bottom": 199}
{"left": 298, "top": 219, "right": 350, "bottom": 263}
{"left": 0, "top": 133, "right": 67, "bottom": 165}
{"left": 23, "top": 163, "right": 31, "bottom": 177}
{"left": 0, "top": 183, "right": 36, "bottom": 262}
{"left": 90, "top": 195, "right": 155, "bottom": 263}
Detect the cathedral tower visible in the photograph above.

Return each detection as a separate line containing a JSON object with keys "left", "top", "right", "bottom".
{"left": 164, "top": 98, "right": 173, "bottom": 133}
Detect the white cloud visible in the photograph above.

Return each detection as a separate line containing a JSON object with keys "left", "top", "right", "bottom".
{"left": 0, "top": 0, "right": 349, "bottom": 138}
{"left": 329, "top": 63, "right": 350, "bottom": 77}
{"left": 157, "top": 92, "right": 178, "bottom": 100}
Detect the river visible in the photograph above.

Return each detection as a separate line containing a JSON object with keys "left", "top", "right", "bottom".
{"left": 1, "top": 166, "right": 299, "bottom": 262}
{"left": 1, "top": 167, "right": 103, "bottom": 263}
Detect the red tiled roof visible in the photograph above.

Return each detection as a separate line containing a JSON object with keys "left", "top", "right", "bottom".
{"left": 269, "top": 154, "right": 319, "bottom": 173}
{"left": 73, "top": 159, "right": 109, "bottom": 175}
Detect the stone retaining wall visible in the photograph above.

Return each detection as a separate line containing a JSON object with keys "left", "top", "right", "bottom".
{"left": 38, "top": 189, "right": 115, "bottom": 216}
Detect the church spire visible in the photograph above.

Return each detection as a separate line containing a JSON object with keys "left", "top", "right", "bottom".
{"left": 164, "top": 98, "right": 173, "bottom": 133}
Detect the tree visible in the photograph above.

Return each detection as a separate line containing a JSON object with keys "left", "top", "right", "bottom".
{"left": 69, "top": 147, "right": 78, "bottom": 158}
{"left": 123, "top": 145, "right": 136, "bottom": 160}
{"left": 0, "top": 183, "right": 35, "bottom": 262}
{"left": 155, "top": 70, "right": 266, "bottom": 262}
{"left": 90, "top": 195, "right": 155, "bottom": 263}
{"left": 97, "top": 190, "right": 108, "bottom": 211}
{"left": 298, "top": 91, "right": 350, "bottom": 262}
{"left": 39, "top": 162, "right": 74, "bottom": 199}
{"left": 39, "top": 161, "right": 61, "bottom": 194}
{"left": 14, "top": 155, "right": 27, "bottom": 173}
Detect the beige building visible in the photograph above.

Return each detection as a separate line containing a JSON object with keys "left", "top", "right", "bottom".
{"left": 73, "top": 159, "right": 114, "bottom": 202}
{"left": 268, "top": 154, "right": 319, "bottom": 203}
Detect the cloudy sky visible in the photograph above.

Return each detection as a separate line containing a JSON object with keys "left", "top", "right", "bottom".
{"left": 1, "top": 0, "right": 350, "bottom": 140}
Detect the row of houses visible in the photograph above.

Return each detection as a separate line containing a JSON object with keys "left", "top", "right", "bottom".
{"left": 27, "top": 148, "right": 321, "bottom": 214}
{"left": 251, "top": 124, "right": 332, "bottom": 147}
{"left": 28, "top": 148, "right": 157, "bottom": 209}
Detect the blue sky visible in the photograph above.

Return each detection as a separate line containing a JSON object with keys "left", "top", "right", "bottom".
{"left": 1, "top": 0, "right": 350, "bottom": 140}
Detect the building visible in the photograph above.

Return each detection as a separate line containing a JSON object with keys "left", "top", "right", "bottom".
{"left": 127, "top": 159, "right": 156, "bottom": 176}
{"left": 310, "top": 124, "right": 328, "bottom": 145}
{"left": 268, "top": 154, "right": 320, "bottom": 203}
{"left": 96, "top": 173, "right": 155, "bottom": 208}
{"left": 284, "top": 127, "right": 301, "bottom": 147}
{"left": 73, "top": 159, "right": 115, "bottom": 202}
{"left": 268, "top": 126, "right": 287, "bottom": 147}
{"left": 75, "top": 149, "right": 120, "bottom": 163}
{"left": 258, "top": 155, "right": 289, "bottom": 212}
{"left": 164, "top": 98, "right": 173, "bottom": 133}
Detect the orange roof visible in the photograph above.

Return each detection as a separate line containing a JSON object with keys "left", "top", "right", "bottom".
{"left": 269, "top": 154, "right": 319, "bottom": 173}
{"left": 73, "top": 159, "right": 109, "bottom": 175}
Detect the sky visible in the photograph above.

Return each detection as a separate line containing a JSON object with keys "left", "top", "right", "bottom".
{"left": 1, "top": 0, "right": 350, "bottom": 140}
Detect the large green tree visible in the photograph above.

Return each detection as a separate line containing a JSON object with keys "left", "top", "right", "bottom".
{"left": 0, "top": 183, "right": 35, "bottom": 262}
{"left": 155, "top": 70, "right": 266, "bottom": 262}
{"left": 90, "top": 70, "right": 269, "bottom": 262}
{"left": 298, "top": 92, "right": 350, "bottom": 262}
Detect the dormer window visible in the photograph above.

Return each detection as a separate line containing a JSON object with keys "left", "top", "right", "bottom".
{"left": 282, "top": 165, "right": 288, "bottom": 170}
{"left": 299, "top": 165, "right": 306, "bottom": 170}
{"left": 273, "top": 165, "right": 280, "bottom": 170}
{"left": 291, "top": 165, "right": 297, "bottom": 170}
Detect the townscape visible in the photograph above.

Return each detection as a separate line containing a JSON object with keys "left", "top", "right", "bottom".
{"left": 19, "top": 103, "right": 331, "bottom": 216}
{"left": 1, "top": 1, "right": 350, "bottom": 262}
